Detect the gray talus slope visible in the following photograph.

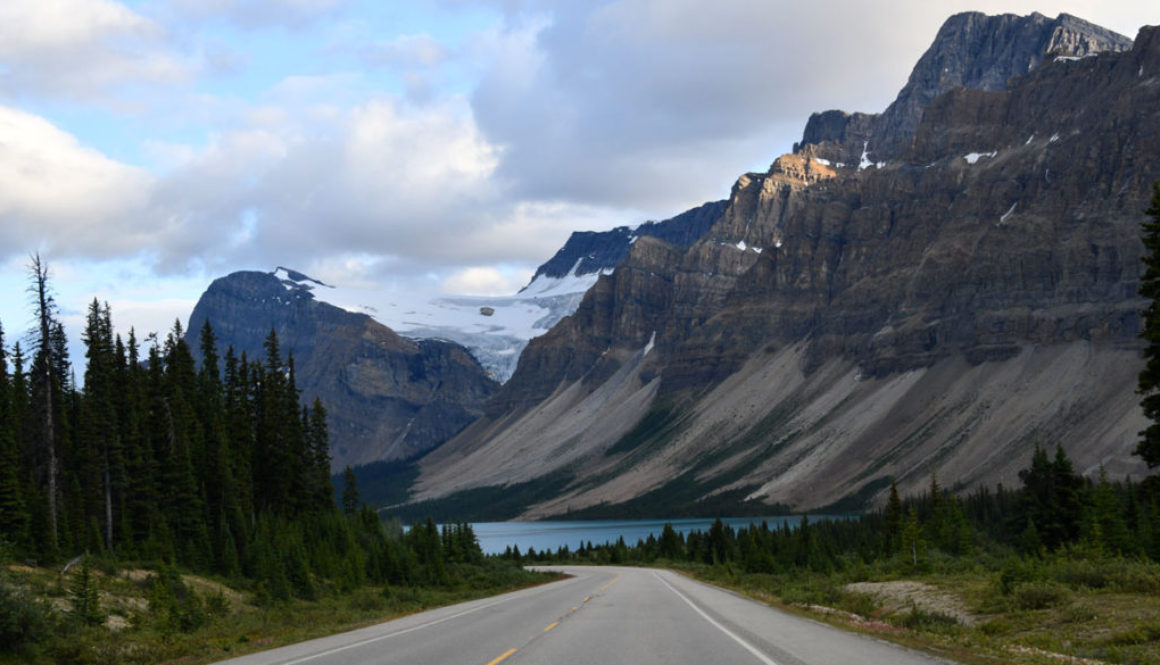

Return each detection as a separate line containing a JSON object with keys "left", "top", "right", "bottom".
{"left": 415, "top": 16, "right": 1158, "bottom": 514}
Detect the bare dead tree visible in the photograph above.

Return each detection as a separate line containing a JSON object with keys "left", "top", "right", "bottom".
{"left": 28, "top": 252, "right": 58, "bottom": 551}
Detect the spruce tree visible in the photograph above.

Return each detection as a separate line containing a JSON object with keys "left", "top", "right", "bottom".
{"left": 308, "top": 398, "right": 332, "bottom": 510}
{"left": 901, "top": 508, "right": 924, "bottom": 567}
{"left": 68, "top": 555, "right": 104, "bottom": 626}
{"left": 80, "top": 300, "right": 122, "bottom": 552}
{"left": 27, "top": 254, "right": 60, "bottom": 555}
{"left": 0, "top": 320, "right": 29, "bottom": 547}
{"left": 885, "top": 479, "right": 903, "bottom": 554}
{"left": 1139, "top": 181, "right": 1160, "bottom": 471}
{"left": 341, "top": 466, "right": 360, "bottom": 515}
{"left": 658, "top": 522, "right": 683, "bottom": 560}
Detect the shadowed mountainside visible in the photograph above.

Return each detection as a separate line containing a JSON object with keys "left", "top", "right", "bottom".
{"left": 412, "top": 14, "right": 1159, "bottom": 516}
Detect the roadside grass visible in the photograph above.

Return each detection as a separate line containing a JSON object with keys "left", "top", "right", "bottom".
{"left": 664, "top": 554, "right": 1160, "bottom": 665}
{"left": 2, "top": 560, "right": 558, "bottom": 665}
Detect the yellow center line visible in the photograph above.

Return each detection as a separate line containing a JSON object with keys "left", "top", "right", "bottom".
{"left": 544, "top": 621, "right": 559, "bottom": 632}
{"left": 598, "top": 573, "right": 622, "bottom": 591}
{"left": 486, "top": 648, "right": 518, "bottom": 665}
{"left": 584, "top": 595, "right": 591, "bottom": 602}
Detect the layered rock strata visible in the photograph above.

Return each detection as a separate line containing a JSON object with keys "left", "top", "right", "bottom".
{"left": 414, "top": 15, "right": 1159, "bottom": 513}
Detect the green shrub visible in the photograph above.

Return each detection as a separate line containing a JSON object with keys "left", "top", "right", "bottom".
{"left": 1050, "top": 557, "right": 1113, "bottom": 590}
{"left": 1060, "top": 603, "right": 1098, "bottom": 624}
{"left": 978, "top": 618, "right": 1012, "bottom": 636}
{"left": 998, "top": 557, "right": 1038, "bottom": 595}
{"left": 893, "top": 604, "right": 961, "bottom": 634}
{"left": 348, "top": 588, "right": 387, "bottom": 612}
{"left": 1012, "top": 581, "right": 1071, "bottom": 610}
{"left": 205, "top": 589, "right": 231, "bottom": 619}
{"left": 0, "top": 575, "right": 55, "bottom": 656}
{"left": 836, "top": 590, "right": 880, "bottom": 618}
{"left": 1101, "top": 623, "right": 1160, "bottom": 647}
{"left": 146, "top": 564, "right": 207, "bottom": 633}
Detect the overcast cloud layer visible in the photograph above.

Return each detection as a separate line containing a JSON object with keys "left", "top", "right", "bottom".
{"left": 0, "top": 0, "right": 1155, "bottom": 351}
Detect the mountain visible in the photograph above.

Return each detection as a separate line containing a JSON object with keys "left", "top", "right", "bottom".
{"left": 527, "top": 200, "right": 727, "bottom": 282}
{"left": 409, "top": 13, "right": 1159, "bottom": 517}
{"left": 797, "top": 11, "right": 1132, "bottom": 165}
{"left": 185, "top": 268, "right": 499, "bottom": 470}
{"left": 181, "top": 201, "right": 724, "bottom": 470}
{"left": 284, "top": 201, "right": 726, "bottom": 384}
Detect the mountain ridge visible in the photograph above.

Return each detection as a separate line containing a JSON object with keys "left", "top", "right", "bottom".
{"left": 185, "top": 269, "right": 499, "bottom": 470}
{"left": 411, "top": 14, "right": 1157, "bottom": 516}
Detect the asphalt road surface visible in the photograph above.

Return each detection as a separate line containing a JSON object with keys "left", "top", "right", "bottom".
{"left": 212, "top": 566, "right": 957, "bottom": 665}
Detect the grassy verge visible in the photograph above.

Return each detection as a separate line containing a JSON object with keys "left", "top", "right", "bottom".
{"left": 668, "top": 553, "right": 1160, "bottom": 665}
{"left": 1, "top": 559, "right": 559, "bottom": 665}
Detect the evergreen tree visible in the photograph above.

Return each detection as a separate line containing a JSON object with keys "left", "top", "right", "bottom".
{"left": 658, "top": 522, "right": 683, "bottom": 560}
{"left": 307, "top": 398, "right": 332, "bottom": 509}
{"left": 0, "top": 320, "right": 29, "bottom": 546}
{"left": 1084, "top": 468, "right": 1131, "bottom": 555}
{"left": 901, "top": 508, "right": 924, "bottom": 567}
{"left": 68, "top": 555, "right": 104, "bottom": 626}
{"left": 884, "top": 479, "right": 903, "bottom": 554}
{"left": 1016, "top": 443, "right": 1083, "bottom": 551}
{"left": 1049, "top": 445, "right": 1084, "bottom": 547}
{"left": 1138, "top": 181, "right": 1160, "bottom": 471}
{"left": 27, "top": 253, "right": 60, "bottom": 555}
{"left": 341, "top": 466, "right": 360, "bottom": 515}
{"left": 80, "top": 300, "right": 123, "bottom": 552}
{"left": 924, "top": 473, "right": 945, "bottom": 545}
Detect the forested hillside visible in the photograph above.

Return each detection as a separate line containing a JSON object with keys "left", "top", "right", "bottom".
{"left": 0, "top": 261, "right": 333, "bottom": 570}
{"left": 0, "top": 259, "right": 547, "bottom": 664}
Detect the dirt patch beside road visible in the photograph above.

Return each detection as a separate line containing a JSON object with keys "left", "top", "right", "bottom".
{"left": 844, "top": 580, "right": 977, "bottom": 625}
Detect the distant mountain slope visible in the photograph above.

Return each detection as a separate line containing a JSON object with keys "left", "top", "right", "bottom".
{"left": 185, "top": 269, "right": 498, "bottom": 470}
{"left": 345, "top": 199, "right": 726, "bottom": 382}
{"left": 528, "top": 200, "right": 727, "bottom": 281}
{"left": 412, "top": 13, "right": 1158, "bottom": 516}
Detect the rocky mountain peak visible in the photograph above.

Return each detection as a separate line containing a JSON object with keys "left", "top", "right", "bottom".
{"left": 798, "top": 11, "right": 1133, "bottom": 165}
{"left": 185, "top": 268, "right": 498, "bottom": 469}
{"left": 525, "top": 199, "right": 727, "bottom": 284}
{"left": 414, "top": 12, "right": 1158, "bottom": 518}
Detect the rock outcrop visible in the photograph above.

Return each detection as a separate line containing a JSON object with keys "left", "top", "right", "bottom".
{"left": 186, "top": 269, "right": 498, "bottom": 470}
{"left": 797, "top": 12, "right": 1132, "bottom": 165}
{"left": 526, "top": 200, "right": 727, "bottom": 282}
{"left": 413, "top": 14, "right": 1159, "bottom": 515}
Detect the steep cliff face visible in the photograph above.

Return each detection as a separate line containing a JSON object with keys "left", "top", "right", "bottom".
{"left": 186, "top": 269, "right": 498, "bottom": 470}
{"left": 798, "top": 11, "right": 1132, "bottom": 164}
{"left": 414, "top": 16, "right": 1159, "bottom": 515}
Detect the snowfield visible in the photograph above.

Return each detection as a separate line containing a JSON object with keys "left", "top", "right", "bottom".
{"left": 273, "top": 266, "right": 603, "bottom": 382}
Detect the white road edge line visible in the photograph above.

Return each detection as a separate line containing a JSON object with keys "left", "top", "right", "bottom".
{"left": 269, "top": 579, "right": 572, "bottom": 665}
{"left": 653, "top": 571, "right": 780, "bottom": 665}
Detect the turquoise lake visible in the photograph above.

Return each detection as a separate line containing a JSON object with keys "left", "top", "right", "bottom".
{"left": 470, "top": 516, "right": 844, "bottom": 555}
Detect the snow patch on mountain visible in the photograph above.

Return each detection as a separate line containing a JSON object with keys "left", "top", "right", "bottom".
{"left": 271, "top": 264, "right": 604, "bottom": 383}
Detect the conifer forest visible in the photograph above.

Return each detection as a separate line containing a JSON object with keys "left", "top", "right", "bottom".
{"left": 0, "top": 258, "right": 542, "bottom": 663}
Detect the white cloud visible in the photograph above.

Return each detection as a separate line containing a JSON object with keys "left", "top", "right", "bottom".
{"left": 0, "top": 106, "right": 153, "bottom": 258}
{"left": 170, "top": 0, "right": 347, "bottom": 29}
{"left": 442, "top": 266, "right": 531, "bottom": 295}
{"left": 0, "top": 0, "right": 190, "bottom": 103}
{"left": 364, "top": 34, "right": 449, "bottom": 68}
{"left": 467, "top": 0, "right": 1158, "bottom": 211}
{"left": 4, "top": 0, "right": 1157, "bottom": 324}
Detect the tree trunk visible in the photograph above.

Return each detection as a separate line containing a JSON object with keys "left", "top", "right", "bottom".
{"left": 31, "top": 253, "right": 58, "bottom": 552}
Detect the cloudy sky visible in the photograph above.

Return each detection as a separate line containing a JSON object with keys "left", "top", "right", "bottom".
{"left": 0, "top": 0, "right": 1154, "bottom": 364}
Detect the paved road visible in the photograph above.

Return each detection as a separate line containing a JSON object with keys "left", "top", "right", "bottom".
{"left": 212, "top": 566, "right": 957, "bottom": 665}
